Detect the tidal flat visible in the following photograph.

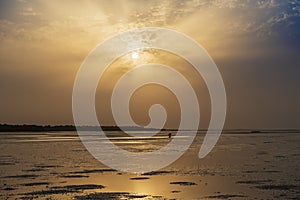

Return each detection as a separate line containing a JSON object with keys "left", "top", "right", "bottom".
{"left": 0, "top": 131, "right": 299, "bottom": 199}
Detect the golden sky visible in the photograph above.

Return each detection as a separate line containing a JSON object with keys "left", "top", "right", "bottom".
{"left": 0, "top": 0, "right": 299, "bottom": 129}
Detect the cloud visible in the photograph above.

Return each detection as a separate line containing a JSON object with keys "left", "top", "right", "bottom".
{"left": 0, "top": 0, "right": 299, "bottom": 128}
{"left": 20, "top": 6, "right": 41, "bottom": 16}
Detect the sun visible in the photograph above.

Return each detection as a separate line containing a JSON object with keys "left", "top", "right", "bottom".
{"left": 131, "top": 52, "right": 139, "bottom": 59}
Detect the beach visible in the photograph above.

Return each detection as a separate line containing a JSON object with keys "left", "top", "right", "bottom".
{"left": 0, "top": 131, "right": 299, "bottom": 199}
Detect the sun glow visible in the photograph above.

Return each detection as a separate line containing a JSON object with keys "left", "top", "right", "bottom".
{"left": 131, "top": 52, "right": 139, "bottom": 59}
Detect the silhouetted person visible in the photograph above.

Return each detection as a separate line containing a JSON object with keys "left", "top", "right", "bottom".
{"left": 168, "top": 133, "right": 172, "bottom": 139}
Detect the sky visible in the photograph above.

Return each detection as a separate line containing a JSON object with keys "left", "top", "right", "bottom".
{"left": 0, "top": 0, "right": 299, "bottom": 129}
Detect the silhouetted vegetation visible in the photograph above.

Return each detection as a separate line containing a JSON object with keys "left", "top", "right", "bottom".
{"left": 0, "top": 124, "right": 162, "bottom": 132}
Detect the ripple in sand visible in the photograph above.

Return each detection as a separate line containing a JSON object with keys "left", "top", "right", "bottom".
{"left": 0, "top": 156, "right": 17, "bottom": 166}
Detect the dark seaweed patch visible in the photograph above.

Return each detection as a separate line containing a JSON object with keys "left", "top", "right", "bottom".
{"left": 236, "top": 180, "right": 272, "bottom": 185}
{"left": 130, "top": 177, "right": 150, "bottom": 180}
{"left": 242, "top": 170, "right": 280, "bottom": 174}
{"left": 21, "top": 184, "right": 105, "bottom": 196}
{"left": 4, "top": 174, "right": 38, "bottom": 179}
{"left": 127, "top": 194, "right": 149, "bottom": 198}
{"left": 69, "top": 169, "right": 117, "bottom": 174}
{"left": 170, "top": 181, "right": 197, "bottom": 186}
{"left": 2, "top": 187, "right": 15, "bottom": 191}
{"left": 264, "top": 170, "right": 281, "bottom": 173}
{"left": 34, "top": 164, "right": 61, "bottom": 168}
{"left": 75, "top": 192, "right": 130, "bottom": 199}
{"left": 22, "top": 168, "right": 46, "bottom": 172}
{"left": 61, "top": 175, "right": 89, "bottom": 178}
{"left": 206, "top": 194, "right": 246, "bottom": 199}
{"left": 257, "top": 151, "right": 268, "bottom": 155}
{"left": 51, "top": 184, "right": 105, "bottom": 190}
{"left": 0, "top": 162, "right": 15, "bottom": 166}
{"left": 74, "top": 192, "right": 162, "bottom": 200}
{"left": 20, "top": 182, "right": 51, "bottom": 186}
{"left": 22, "top": 189, "right": 78, "bottom": 195}
{"left": 142, "top": 170, "right": 175, "bottom": 176}
{"left": 274, "top": 155, "right": 286, "bottom": 158}
{"left": 255, "top": 184, "right": 299, "bottom": 191}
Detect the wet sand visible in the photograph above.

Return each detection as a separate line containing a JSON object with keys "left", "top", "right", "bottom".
{"left": 0, "top": 131, "right": 299, "bottom": 199}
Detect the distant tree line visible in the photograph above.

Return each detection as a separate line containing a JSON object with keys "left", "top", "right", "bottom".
{"left": 0, "top": 124, "right": 163, "bottom": 132}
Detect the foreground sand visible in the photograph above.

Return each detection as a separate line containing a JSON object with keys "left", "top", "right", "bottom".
{"left": 0, "top": 131, "right": 299, "bottom": 199}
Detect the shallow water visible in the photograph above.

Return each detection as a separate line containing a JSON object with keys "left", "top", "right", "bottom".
{"left": 0, "top": 131, "right": 299, "bottom": 199}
